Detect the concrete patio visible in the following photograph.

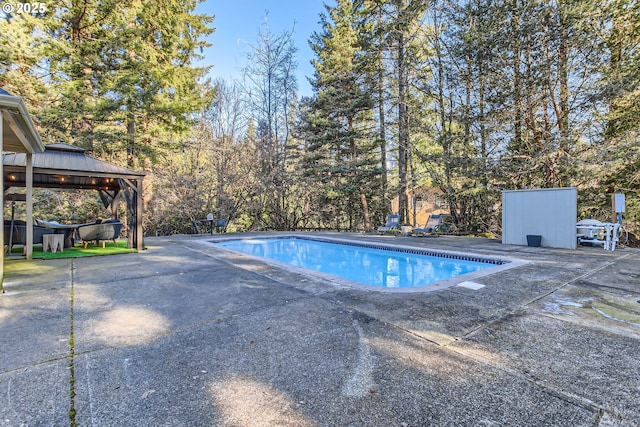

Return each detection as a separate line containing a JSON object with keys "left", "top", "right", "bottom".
{"left": 1, "top": 233, "right": 639, "bottom": 426}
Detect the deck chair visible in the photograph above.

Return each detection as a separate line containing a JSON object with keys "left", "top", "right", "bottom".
{"left": 377, "top": 214, "right": 401, "bottom": 233}
{"left": 413, "top": 214, "right": 443, "bottom": 235}
{"left": 215, "top": 218, "right": 228, "bottom": 233}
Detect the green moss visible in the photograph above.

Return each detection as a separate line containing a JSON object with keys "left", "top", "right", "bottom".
{"left": 591, "top": 300, "right": 640, "bottom": 324}
{"left": 476, "top": 232, "right": 496, "bottom": 239}
{"left": 3, "top": 259, "right": 58, "bottom": 276}
{"left": 466, "top": 232, "right": 496, "bottom": 239}
{"left": 601, "top": 295, "right": 640, "bottom": 312}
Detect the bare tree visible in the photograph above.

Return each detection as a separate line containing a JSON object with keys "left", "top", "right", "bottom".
{"left": 242, "top": 21, "right": 299, "bottom": 229}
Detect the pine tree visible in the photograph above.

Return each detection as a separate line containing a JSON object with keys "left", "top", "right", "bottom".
{"left": 305, "top": 0, "right": 380, "bottom": 231}
{"left": 40, "top": 0, "right": 215, "bottom": 167}
{"left": 373, "top": 0, "right": 427, "bottom": 224}
{"left": 0, "top": 13, "right": 51, "bottom": 112}
{"left": 587, "top": 0, "right": 640, "bottom": 223}
{"left": 360, "top": 0, "right": 391, "bottom": 215}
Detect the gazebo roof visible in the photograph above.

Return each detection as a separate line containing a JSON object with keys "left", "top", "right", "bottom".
{"left": 3, "top": 142, "right": 144, "bottom": 191}
{"left": 0, "top": 88, "right": 44, "bottom": 153}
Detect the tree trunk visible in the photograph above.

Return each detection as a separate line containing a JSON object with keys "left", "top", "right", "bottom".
{"left": 377, "top": 8, "right": 388, "bottom": 208}
{"left": 127, "top": 116, "right": 135, "bottom": 168}
{"left": 397, "top": 30, "right": 409, "bottom": 224}
{"left": 349, "top": 116, "right": 372, "bottom": 231}
{"left": 511, "top": 0, "right": 523, "bottom": 154}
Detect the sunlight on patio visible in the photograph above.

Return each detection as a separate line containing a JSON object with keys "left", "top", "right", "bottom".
{"left": 406, "top": 328, "right": 458, "bottom": 346}
{"left": 84, "top": 306, "right": 170, "bottom": 345}
{"left": 211, "top": 376, "right": 313, "bottom": 427}
{"left": 369, "top": 335, "right": 507, "bottom": 381}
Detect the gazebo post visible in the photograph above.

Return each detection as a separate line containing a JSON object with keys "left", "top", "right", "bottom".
{"left": 120, "top": 177, "right": 144, "bottom": 250}
{"left": 136, "top": 178, "right": 143, "bottom": 251}
{"left": 0, "top": 89, "right": 45, "bottom": 289}
{"left": 1, "top": 115, "right": 4, "bottom": 290}
{"left": 25, "top": 153, "right": 34, "bottom": 259}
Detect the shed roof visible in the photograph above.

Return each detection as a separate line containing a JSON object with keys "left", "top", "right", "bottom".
{"left": 3, "top": 142, "right": 144, "bottom": 191}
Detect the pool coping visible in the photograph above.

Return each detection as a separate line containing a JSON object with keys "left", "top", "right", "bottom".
{"left": 205, "top": 233, "right": 529, "bottom": 293}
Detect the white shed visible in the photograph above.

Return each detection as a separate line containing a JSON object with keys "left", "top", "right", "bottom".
{"left": 502, "top": 188, "right": 577, "bottom": 249}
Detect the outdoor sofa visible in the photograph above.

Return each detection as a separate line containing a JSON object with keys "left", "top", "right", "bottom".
{"left": 4, "top": 220, "right": 54, "bottom": 252}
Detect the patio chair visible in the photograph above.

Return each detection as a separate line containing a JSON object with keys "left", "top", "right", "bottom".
{"left": 77, "top": 219, "right": 123, "bottom": 249}
{"left": 192, "top": 218, "right": 227, "bottom": 234}
{"left": 215, "top": 218, "right": 228, "bottom": 233}
{"left": 413, "top": 214, "right": 443, "bottom": 235}
{"left": 377, "top": 214, "right": 401, "bottom": 234}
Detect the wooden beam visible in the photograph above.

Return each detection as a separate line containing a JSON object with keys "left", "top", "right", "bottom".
{"left": 120, "top": 178, "right": 135, "bottom": 191}
{"left": 3, "top": 110, "right": 32, "bottom": 149}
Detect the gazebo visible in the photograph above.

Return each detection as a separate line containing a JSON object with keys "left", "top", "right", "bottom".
{"left": 3, "top": 142, "right": 145, "bottom": 252}
{"left": 1, "top": 88, "right": 45, "bottom": 287}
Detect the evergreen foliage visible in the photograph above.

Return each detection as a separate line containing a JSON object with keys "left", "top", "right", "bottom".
{"left": 2, "top": 0, "right": 214, "bottom": 168}
{"left": 303, "top": 0, "right": 381, "bottom": 231}
{"left": 2, "top": 1, "right": 639, "bottom": 237}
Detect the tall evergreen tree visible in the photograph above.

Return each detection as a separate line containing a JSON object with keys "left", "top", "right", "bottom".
{"left": 383, "top": 0, "right": 428, "bottom": 224}
{"left": 360, "top": 0, "right": 392, "bottom": 213}
{"left": 586, "top": 0, "right": 640, "bottom": 221}
{"left": 305, "top": 0, "right": 380, "bottom": 231}
{"left": 41, "top": 0, "right": 214, "bottom": 167}
{"left": 0, "top": 13, "right": 51, "bottom": 112}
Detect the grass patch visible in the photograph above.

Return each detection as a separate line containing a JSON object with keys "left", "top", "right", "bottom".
{"left": 6, "top": 240, "right": 136, "bottom": 259}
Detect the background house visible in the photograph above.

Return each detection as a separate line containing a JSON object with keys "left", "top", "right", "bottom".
{"left": 391, "top": 185, "right": 449, "bottom": 227}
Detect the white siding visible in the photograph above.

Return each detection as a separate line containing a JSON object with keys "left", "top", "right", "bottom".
{"left": 502, "top": 188, "right": 577, "bottom": 249}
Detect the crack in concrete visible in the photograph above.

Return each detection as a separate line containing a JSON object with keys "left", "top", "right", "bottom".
{"left": 68, "top": 259, "right": 77, "bottom": 427}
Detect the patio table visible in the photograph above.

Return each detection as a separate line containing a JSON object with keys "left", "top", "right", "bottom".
{"left": 42, "top": 234, "right": 64, "bottom": 253}
{"left": 37, "top": 220, "right": 95, "bottom": 247}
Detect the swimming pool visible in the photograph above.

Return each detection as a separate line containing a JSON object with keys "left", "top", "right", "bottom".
{"left": 214, "top": 237, "right": 508, "bottom": 290}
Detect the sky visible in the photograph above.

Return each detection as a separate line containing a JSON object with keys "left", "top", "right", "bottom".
{"left": 196, "top": 0, "right": 331, "bottom": 97}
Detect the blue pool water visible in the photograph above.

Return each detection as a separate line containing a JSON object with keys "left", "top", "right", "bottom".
{"left": 215, "top": 237, "right": 498, "bottom": 289}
